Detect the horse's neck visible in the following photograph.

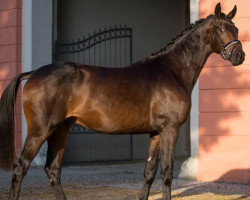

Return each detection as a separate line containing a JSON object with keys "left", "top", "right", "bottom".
{"left": 164, "top": 17, "right": 213, "bottom": 93}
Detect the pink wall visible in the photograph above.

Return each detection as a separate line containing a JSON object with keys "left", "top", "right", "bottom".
{"left": 0, "top": 0, "right": 22, "bottom": 153}
{"left": 198, "top": 0, "right": 250, "bottom": 183}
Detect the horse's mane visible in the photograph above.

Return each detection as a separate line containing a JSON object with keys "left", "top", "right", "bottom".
{"left": 151, "top": 15, "right": 213, "bottom": 57}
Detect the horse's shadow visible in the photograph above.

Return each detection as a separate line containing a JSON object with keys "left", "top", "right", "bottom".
{"left": 172, "top": 169, "right": 250, "bottom": 200}
{"left": 150, "top": 169, "right": 250, "bottom": 200}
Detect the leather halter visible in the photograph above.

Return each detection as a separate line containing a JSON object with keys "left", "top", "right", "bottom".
{"left": 213, "top": 16, "right": 241, "bottom": 60}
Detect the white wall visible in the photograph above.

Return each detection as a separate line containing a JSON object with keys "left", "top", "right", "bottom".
{"left": 178, "top": 0, "right": 200, "bottom": 180}
{"left": 190, "top": 0, "right": 199, "bottom": 157}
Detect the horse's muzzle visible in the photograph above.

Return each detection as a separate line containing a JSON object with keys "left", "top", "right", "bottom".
{"left": 230, "top": 46, "right": 245, "bottom": 66}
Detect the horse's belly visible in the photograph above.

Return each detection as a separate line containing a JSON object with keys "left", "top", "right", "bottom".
{"left": 74, "top": 107, "right": 152, "bottom": 134}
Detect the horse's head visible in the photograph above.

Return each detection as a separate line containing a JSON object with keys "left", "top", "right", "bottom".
{"left": 210, "top": 3, "right": 245, "bottom": 66}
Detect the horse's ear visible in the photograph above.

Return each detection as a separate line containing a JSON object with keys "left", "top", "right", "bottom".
{"left": 215, "top": 3, "right": 221, "bottom": 18}
{"left": 227, "top": 5, "right": 237, "bottom": 19}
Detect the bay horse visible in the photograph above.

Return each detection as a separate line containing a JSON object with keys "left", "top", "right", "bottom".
{"left": 0, "top": 3, "right": 245, "bottom": 200}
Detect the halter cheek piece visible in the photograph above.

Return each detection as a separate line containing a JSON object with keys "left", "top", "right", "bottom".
{"left": 213, "top": 16, "right": 242, "bottom": 60}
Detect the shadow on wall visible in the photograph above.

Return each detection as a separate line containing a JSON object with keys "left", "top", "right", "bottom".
{"left": 199, "top": 34, "right": 250, "bottom": 150}
{"left": 198, "top": 3, "right": 250, "bottom": 183}
{"left": 218, "top": 169, "right": 250, "bottom": 184}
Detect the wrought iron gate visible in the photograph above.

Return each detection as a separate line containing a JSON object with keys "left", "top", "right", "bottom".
{"left": 55, "top": 25, "right": 133, "bottom": 164}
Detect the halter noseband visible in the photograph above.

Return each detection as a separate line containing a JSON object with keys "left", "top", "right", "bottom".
{"left": 213, "top": 16, "right": 241, "bottom": 60}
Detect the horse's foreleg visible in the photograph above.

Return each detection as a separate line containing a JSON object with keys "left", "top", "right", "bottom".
{"left": 44, "top": 120, "right": 72, "bottom": 200}
{"left": 9, "top": 134, "right": 46, "bottom": 200}
{"left": 139, "top": 132, "right": 160, "bottom": 200}
{"left": 160, "top": 126, "right": 179, "bottom": 200}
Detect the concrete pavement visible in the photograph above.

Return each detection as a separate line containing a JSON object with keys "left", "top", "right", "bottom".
{"left": 1, "top": 162, "right": 250, "bottom": 199}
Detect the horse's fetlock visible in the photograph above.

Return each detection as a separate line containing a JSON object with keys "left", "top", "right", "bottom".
{"left": 47, "top": 173, "right": 60, "bottom": 185}
{"left": 45, "top": 166, "right": 61, "bottom": 185}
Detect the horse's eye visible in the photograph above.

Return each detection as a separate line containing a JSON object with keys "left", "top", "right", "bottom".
{"left": 220, "top": 28, "right": 225, "bottom": 33}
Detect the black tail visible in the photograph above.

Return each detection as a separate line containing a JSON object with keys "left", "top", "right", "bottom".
{"left": 0, "top": 71, "right": 32, "bottom": 170}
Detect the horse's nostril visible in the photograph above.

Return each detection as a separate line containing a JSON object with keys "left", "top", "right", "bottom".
{"left": 237, "top": 52, "right": 241, "bottom": 59}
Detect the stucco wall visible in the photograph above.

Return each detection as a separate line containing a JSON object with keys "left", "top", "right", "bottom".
{"left": 57, "top": 0, "right": 190, "bottom": 160}
{"left": 0, "top": 0, "right": 22, "bottom": 153}
{"left": 198, "top": 0, "right": 250, "bottom": 184}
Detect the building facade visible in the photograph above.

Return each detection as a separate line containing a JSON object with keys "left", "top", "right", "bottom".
{"left": 198, "top": 0, "right": 250, "bottom": 184}
{"left": 0, "top": 0, "right": 22, "bottom": 154}
{"left": 0, "top": 0, "right": 249, "bottom": 183}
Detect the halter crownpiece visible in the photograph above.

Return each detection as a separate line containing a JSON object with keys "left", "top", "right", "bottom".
{"left": 213, "top": 16, "right": 242, "bottom": 60}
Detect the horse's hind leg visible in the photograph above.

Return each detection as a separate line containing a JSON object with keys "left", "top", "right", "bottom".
{"left": 139, "top": 133, "right": 160, "bottom": 200}
{"left": 44, "top": 119, "right": 73, "bottom": 200}
{"left": 9, "top": 132, "right": 47, "bottom": 200}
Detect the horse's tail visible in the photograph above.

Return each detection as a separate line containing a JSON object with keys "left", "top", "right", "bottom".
{"left": 0, "top": 71, "right": 32, "bottom": 170}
